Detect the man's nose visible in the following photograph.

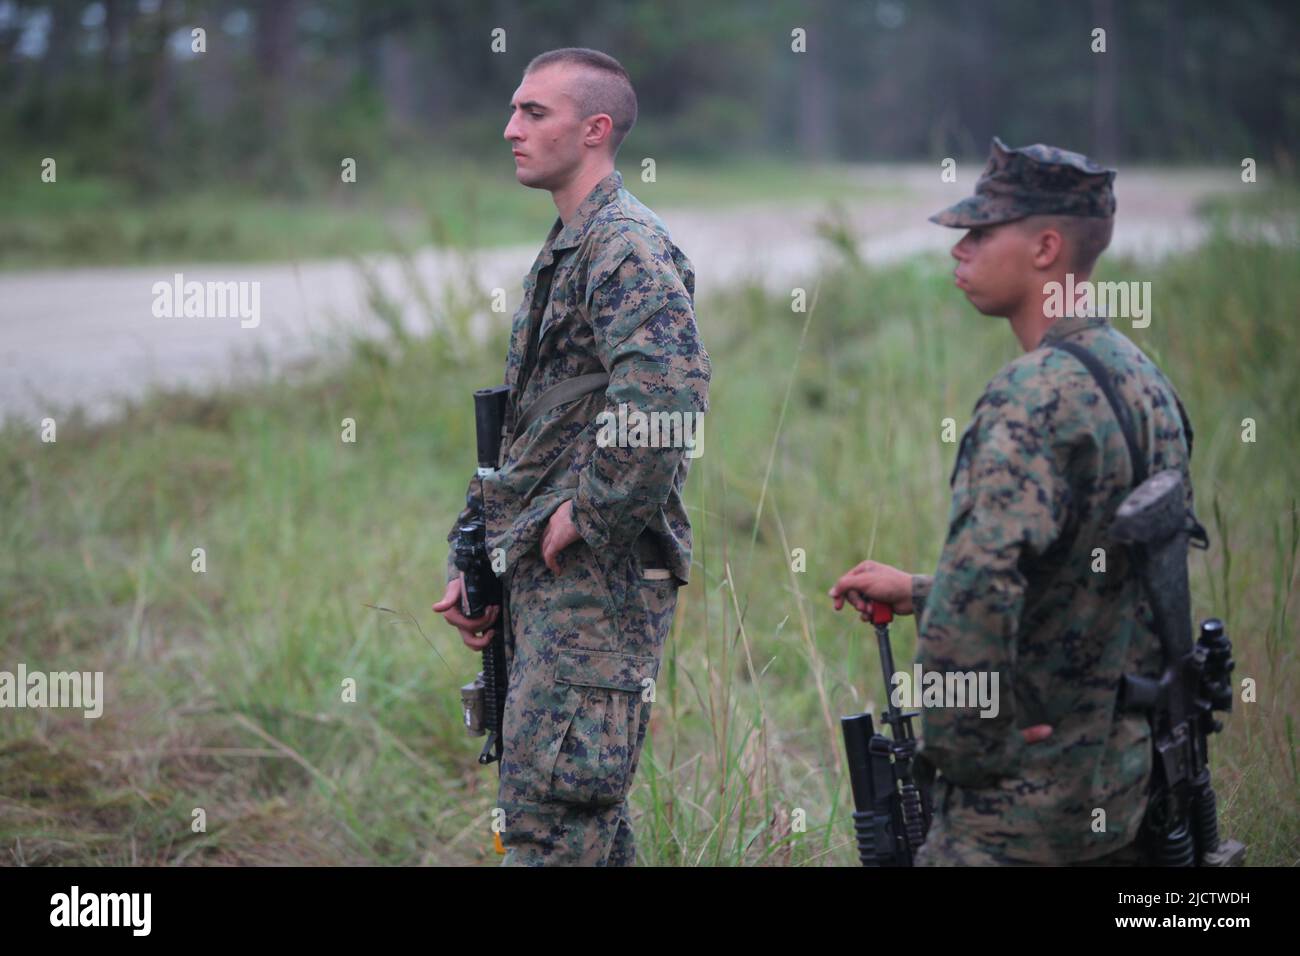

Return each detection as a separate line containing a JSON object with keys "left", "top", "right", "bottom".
{"left": 951, "top": 239, "right": 967, "bottom": 261}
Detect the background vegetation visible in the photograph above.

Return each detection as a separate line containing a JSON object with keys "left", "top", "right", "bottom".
{"left": 3, "top": 211, "right": 1296, "bottom": 864}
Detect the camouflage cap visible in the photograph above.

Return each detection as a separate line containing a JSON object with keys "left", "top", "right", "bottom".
{"left": 929, "top": 136, "right": 1117, "bottom": 228}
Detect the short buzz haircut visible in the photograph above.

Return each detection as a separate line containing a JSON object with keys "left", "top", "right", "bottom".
{"left": 1018, "top": 214, "right": 1115, "bottom": 276}
{"left": 524, "top": 47, "right": 638, "bottom": 155}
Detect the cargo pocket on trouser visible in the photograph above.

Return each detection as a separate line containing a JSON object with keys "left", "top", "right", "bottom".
{"left": 549, "top": 647, "right": 658, "bottom": 807}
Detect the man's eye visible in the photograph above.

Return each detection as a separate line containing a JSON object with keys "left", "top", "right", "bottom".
{"left": 529, "top": 111, "right": 543, "bottom": 119}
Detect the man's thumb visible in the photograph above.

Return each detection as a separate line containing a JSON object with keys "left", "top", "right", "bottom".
{"left": 432, "top": 580, "right": 458, "bottom": 611}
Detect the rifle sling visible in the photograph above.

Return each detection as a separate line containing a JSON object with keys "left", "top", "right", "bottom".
{"left": 1052, "top": 339, "right": 1175, "bottom": 709}
{"left": 513, "top": 372, "right": 610, "bottom": 440}
{"left": 1053, "top": 340, "right": 1148, "bottom": 486}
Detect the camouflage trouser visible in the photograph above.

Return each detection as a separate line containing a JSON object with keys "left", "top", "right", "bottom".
{"left": 914, "top": 779, "right": 1152, "bottom": 866}
{"left": 496, "top": 538, "right": 678, "bottom": 866}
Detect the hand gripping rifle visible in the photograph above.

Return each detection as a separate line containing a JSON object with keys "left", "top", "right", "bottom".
{"left": 841, "top": 599, "right": 934, "bottom": 866}
{"left": 1112, "top": 469, "right": 1245, "bottom": 866}
{"left": 456, "top": 385, "right": 510, "bottom": 765}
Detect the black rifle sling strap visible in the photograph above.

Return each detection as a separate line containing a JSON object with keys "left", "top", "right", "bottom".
{"left": 1053, "top": 340, "right": 1148, "bottom": 486}
{"left": 1053, "top": 338, "right": 1178, "bottom": 701}
{"left": 513, "top": 372, "right": 610, "bottom": 441}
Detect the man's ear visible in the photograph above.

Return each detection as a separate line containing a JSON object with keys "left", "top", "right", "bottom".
{"left": 584, "top": 113, "right": 614, "bottom": 149}
{"left": 1031, "top": 225, "right": 1066, "bottom": 271}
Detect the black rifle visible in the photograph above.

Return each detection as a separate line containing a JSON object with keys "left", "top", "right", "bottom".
{"left": 455, "top": 385, "right": 509, "bottom": 765}
{"left": 841, "top": 599, "right": 934, "bottom": 866}
{"left": 1113, "top": 469, "right": 1245, "bottom": 865}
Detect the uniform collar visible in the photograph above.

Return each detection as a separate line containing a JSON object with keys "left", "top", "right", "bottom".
{"left": 1039, "top": 311, "right": 1110, "bottom": 346}
{"left": 546, "top": 169, "right": 624, "bottom": 256}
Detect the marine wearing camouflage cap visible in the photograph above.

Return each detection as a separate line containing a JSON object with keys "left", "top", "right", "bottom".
{"left": 930, "top": 136, "right": 1117, "bottom": 228}
{"left": 831, "top": 134, "right": 1200, "bottom": 867}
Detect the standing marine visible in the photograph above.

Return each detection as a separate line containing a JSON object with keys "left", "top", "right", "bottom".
{"left": 830, "top": 138, "right": 1205, "bottom": 865}
{"left": 434, "top": 48, "right": 710, "bottom": 866}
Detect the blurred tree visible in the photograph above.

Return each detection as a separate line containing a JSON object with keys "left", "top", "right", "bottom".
{"left": 1, "top": 0, "right": 1295, "bottom": 194}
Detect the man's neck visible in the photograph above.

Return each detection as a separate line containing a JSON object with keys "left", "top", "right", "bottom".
{"left": 1009, "top": 269, "right": 1088, "bottom": 351}
{"left": 553, "top": 163, "right": 615, "bottom": 226}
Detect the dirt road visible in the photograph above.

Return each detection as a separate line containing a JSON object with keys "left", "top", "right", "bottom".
{"left": 0, "top": 166, "right": 1238, "bottom": 424}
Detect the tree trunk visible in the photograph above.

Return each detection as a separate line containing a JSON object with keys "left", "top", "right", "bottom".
{"left": 1091, "top": 0, "right": 1120, "bottom": 161}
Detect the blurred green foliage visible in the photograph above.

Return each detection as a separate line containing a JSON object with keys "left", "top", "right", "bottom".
{"left": 2, "top": 0, "right": 1297, "bottom": 201}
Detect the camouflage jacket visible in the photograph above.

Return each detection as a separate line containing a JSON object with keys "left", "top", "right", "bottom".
{"left": 911, "top": 313, "right": 1194, "bottom": 863}
{"left": 446, "top": 170, "right": 710, "bottom": 587}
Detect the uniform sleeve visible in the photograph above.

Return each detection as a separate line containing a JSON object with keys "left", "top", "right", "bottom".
{"left": 917, "top": 374, "right": 1071, "bottom": 788}
{"left": 911, "top": 574, "right": 934, "bottom": 619}
{"left": 570, "top": 227, "right": 710, "bottom": 555}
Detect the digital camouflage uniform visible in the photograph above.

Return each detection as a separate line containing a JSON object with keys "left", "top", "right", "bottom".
{"left": 446, "top": 170, "right": 710, "bottom": 865}
{"left": 911, "top": 139, "right": 1195, "bottom": 865}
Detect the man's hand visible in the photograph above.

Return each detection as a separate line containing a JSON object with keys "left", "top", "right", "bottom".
{"left": 433, "top": 576, "right": 500, "bottom": 651}
{"left": 829, "top": 560, "right": 916, "bottom": 616}
{"left": 832, "top": 561, "right": 1053, "bottom": 746}
{"left": 541, "top": 499, "right": 582, "bottom": 574}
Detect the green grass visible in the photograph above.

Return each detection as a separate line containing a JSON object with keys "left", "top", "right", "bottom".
{"left": 0, "top": 155, "right": 896, "bottom": 270}
{"left": 1, "top": 221, "right": 1297, "bottom": 866}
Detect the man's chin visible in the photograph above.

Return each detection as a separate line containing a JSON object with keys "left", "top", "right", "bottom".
{"left": 514, "top": 167, "right": 550, "bottom": 190}
{"left": 963, "top": 291, "right": 1004, "bottom": 317}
